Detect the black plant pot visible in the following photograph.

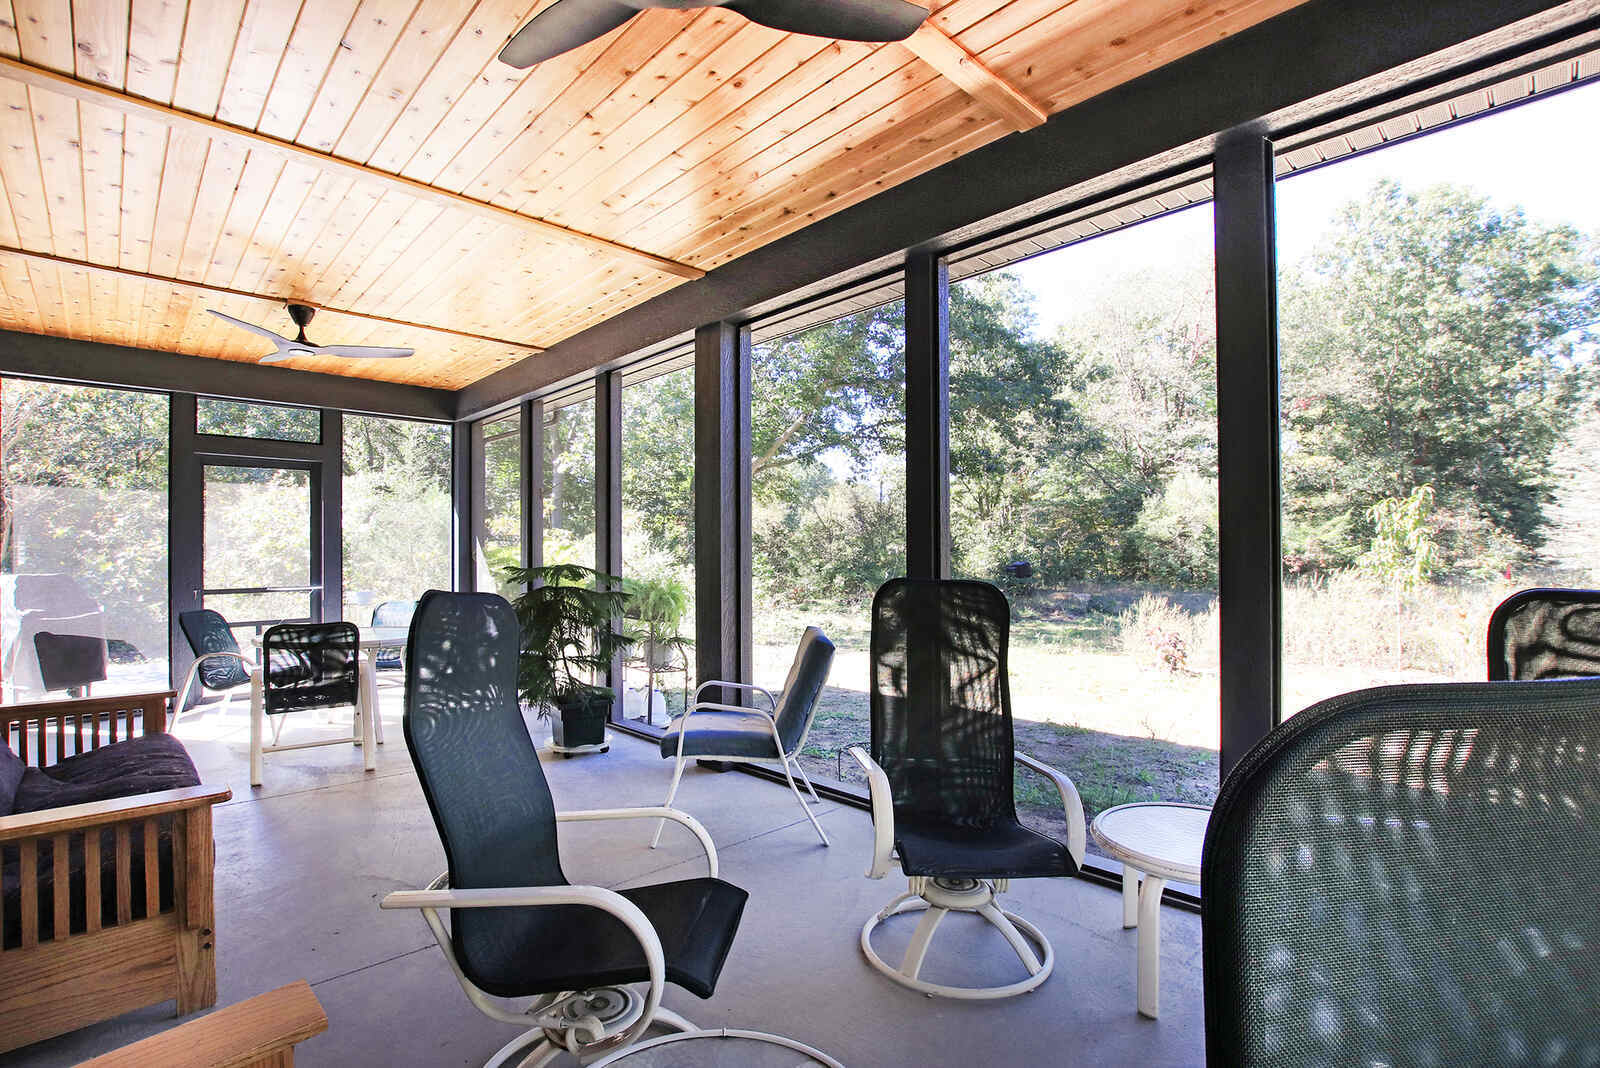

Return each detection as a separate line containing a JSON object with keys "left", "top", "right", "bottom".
{"left": 551, "top": 692, "right": 611, "bottom": 752}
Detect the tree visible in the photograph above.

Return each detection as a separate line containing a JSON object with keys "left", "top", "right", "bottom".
{"left": 1280, "top": 180, "right": 1600, "bottom": 572}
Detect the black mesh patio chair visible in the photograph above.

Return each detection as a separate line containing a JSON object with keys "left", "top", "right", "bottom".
{"left": 380, "top": 591, "right": 748, "bottom": 1066}
{"left": 250, "top": 621, "right": 372, "bottom": 787}
{"left": 176, "top": 608, "right": 255, "bottom": 724}
{"left": 1203, "top": 678, "right": 1600, "bottom": 1067}
{"left": 32, "top": 631, "right": 108, "bottom": 697}
{"left": 1486, "top": 586, "right": 1600, "bottom": 680}
{"left": 848, "top": 578, "right": 1086, "bottom": 999}
{"left": 652, "top": 626, "right": 835, "bottom": 847}
{"left": 370, "top": 599, "right": 416, "bottom": 670}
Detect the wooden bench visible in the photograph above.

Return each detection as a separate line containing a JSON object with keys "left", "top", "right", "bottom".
{"left": 0, "top": 692, "right": 231, "bottom": 1054}
{"left": 77, "top": 980, "right": 329, "bottom": 1067}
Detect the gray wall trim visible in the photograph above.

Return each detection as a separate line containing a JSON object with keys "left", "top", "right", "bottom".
{"left": 0, "top": 329, "right": 453, "bottom": 421}
{"left": 456, "top": 0, "right": 1595, "bottom": 419}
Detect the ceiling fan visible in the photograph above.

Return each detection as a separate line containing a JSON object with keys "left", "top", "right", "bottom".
{"left": 498, "top": 0, "right": 930, "bottom": 69}
{"left": 209, "top": 304, "right": 413, "bottom": 363}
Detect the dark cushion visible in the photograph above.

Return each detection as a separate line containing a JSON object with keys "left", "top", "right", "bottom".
{"left": 658, "top": 708, "right": 780, "bottom": 761}
{"left": 0, "top": 740, "right": 23, "bottom": 817}
{"left": 12, "top": 733, "right": 200, "bottom": 814}
{"left": 459, "top": 876, "right": 749, "bottom": 1000}
{"left": 895, "top": 818, "right": 1077, "bottom": 880}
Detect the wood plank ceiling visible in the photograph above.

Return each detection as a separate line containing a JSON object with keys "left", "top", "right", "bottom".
{"left": 0, "top": 0, "right": 1308, "bottom": 390}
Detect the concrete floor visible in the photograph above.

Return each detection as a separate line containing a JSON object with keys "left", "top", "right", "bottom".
{"left": 9, "top": 681, "right": 1207, "bottom": 1067}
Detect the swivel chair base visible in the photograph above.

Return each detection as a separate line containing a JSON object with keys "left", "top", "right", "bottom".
{"left": 860, "top": 877, "right": 1054, "bottom": 1000}
{"left": 481, "top": 987, "right": 695, "bottom": 1068}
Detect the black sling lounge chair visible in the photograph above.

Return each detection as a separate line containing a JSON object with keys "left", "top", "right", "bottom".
{"left": 849, "top": 578, "right": 1086, "bottom": 999}
{"left": 381, "top": 591, "right": 748, "bottom": 1066}
{"left": 1486, "top": 586, "right": 1600, "bottom": 680}
{"left": 1203, "top": 678, "right": 1600, "bottom": 1066}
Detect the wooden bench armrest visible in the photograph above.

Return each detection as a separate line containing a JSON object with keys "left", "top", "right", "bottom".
{"left": 0, "top": 690, "right": 176, "bottom": 722}
{"left": 0, "top": 784, "right": 231, "bottom": 842}
{"left": 75, "top": 980, "right": 328, "bottom": 1068}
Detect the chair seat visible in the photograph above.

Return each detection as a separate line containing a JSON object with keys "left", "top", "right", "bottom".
{"left": 13, "top": 733, "right": 200, "bottom": 813}
{"left": 895, "top": 818, "right": 1077, "bottom": 880}
{"left": 658, "top": 708, "right": 780, "bottom": 761}
{"left": 457, "top": 876, "right": 748, "bottom": 1000}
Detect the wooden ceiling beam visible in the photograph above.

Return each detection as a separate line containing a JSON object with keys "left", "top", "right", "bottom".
{"left": 0, "top": 56, "right": 706, "bottom": 281}
{"left": 901, "top": 23, "right": 1048, "bottom": 132}
{"left": 0, "top": 244, "right": 546, "bottom": 356}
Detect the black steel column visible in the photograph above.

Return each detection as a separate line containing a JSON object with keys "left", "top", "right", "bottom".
{"left": 1214, "top": 127, "right": 1282, "bottom": 779}
{"left": 905, "top": 251, "right": 950, "bottom": 579}
{"left": 694, "top": 322, "right": 751, "bottom": 701}
{"left": 318, "top": 409, "right": 342, "bottom": 623}
{"left": 595, "top": 372, "right": 624, "bottom": 720}
{"left": 169, "top": 393, "right": 202, "bottom": 693}
{"left": 451, "top": 420, "right": 473, "bottom": 592}
{"left": 523, "top": 399, "right": 543, "bottom": 575}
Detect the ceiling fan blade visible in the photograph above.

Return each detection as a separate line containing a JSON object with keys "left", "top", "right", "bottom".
{"left": 498, "top": 0, "right": 638, "bottom": 68}
{"left": 725, "top": 0, "right": 928, "bottom": 42}
{"left": 313, "top": 345, "right": 415, "bottom": 360}
{"left": 209, "top": 309, "right": 294, "bottom": 347}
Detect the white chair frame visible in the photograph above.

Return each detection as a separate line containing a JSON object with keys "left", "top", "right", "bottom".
{"left": 382, "top": 806, "right": 719, "bottom": 1068}
{"left": 847, "top": 746, "right": 1087, "bottom": 1000}
{"left": 247, "top": 652, "right": 382, "bottom": 787}
{"left": 652, "top": 680, "right": 829, "bottom": 848}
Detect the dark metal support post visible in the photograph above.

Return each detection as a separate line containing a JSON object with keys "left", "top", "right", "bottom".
{"left": 595, "top": 371, "right": 625, "bottom": 720}
{"left": 452, "top": 421, "right": 473, "bottom": 592}
{"left": 169, "top": 394, "right": 202, "bottom": 693}
{"left": 1213, "top": 128, "right": 1283, "bottom": 779}
{"left": 904, "top": 252, "right": 950, "bottom": 579}
{"left": 694, "top": 322, "right": 751, "bottom": 703}
{"left": 524, "top": 399, "right": 543, "bottom": 575}
{"left": 318, "top": 409, "right": 342, "bottom": 624}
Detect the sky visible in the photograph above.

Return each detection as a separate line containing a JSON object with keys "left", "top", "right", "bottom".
{"left": 1000, "top": 78, "right": 1600, "bottom": 339}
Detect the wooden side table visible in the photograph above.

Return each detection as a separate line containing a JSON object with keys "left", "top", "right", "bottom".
{"left": 1090, "top": 801, "right": 1210, "bottom": 1018}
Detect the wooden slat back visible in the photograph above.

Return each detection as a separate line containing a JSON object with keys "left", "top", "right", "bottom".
{"left": 1, "top": 692, "right": 173, "bottom": 768}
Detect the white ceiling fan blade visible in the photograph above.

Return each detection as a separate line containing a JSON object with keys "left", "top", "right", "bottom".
{"left": 314, "top": 344, "right": 415, "bottom": 359}
{"left": 209, "top": 309, "right": 294, "bottom": 347}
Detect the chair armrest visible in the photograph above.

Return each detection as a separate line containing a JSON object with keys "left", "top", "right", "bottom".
{"left": 691, "top": 680, "right": 776, "bottom": 715}
{"left": 382, "top": 881, "right": 665, "bottom": 1053}
{"left": 557, "top": 806, "right": 719, "bottom": 878}
{"left": 0, "top": 783, "right": 233, "bottom": 842}
{"left": 76, "top": 980, "right": 327, "bottom": 1068}
{"left": 847, "top": 746, "right": 895, "bottom": 879}
{"left": 1015, "top": 751, "right": 1087, "bottom": 867}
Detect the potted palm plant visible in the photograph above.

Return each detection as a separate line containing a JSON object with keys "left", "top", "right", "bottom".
{"left": 501, "top": 562, "right": 632, "bottom": 755}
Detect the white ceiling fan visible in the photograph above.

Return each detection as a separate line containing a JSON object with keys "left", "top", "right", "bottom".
{"left": 498, "top": 0, "right": 930, "bottom": 69}
{"left": 209, "top": 304, "right": 413, "bottom": 363}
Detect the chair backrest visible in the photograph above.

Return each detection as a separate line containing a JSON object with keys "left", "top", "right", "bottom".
{"left": 404, "top": 591, "right": 568, "bottom": 982}
{"left": 178, "top": 610, "right": 251, "bottom": 691}
{"left": 772, "top": 627, "right": 835, "bottom": 752}
{"left": 261, "top": 622, "right": 358, "bottom": 714}
{"left": 32, "top": 631, "right": 107, "bottom": 692}
{"left": 1486, "top": 587, "right": 1600, "bottom": 680}
{"left": 1202, "top": 678, "right": 1600, "bottom": 1067}
{"left": 869, "top": 578, "right": 1017, "bottom": 829}
{"left": 370, "top": 600, "right": 417, "bottom": 629}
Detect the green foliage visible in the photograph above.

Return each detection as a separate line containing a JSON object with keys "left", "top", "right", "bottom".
{"left": 1132, "top": 473, "right": 1219, "bottom": 588}
{"left": 503, "top": 562, "right": 633, "bottom": 714}
{"left": 1361, "top": 485, "right": 1440, "bottom": 592}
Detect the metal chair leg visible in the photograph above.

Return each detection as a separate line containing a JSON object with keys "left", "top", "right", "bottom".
{"left": 779, "top": 752, "right": 829, "bottom": 846}
{"left": 650, "top": 752, "right": 687, "bottom": 848}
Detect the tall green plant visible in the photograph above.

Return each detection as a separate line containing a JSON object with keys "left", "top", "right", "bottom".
{"left": 502, "top": 563, "right": 632, "bottom": 714}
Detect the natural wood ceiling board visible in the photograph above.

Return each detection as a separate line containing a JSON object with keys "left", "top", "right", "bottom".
{"left": 515, "top": 22, "right": 792, "bottom": 221}
{"left": 170, "top": 0, "right": 245, "bottom": 115}
{"left": 202, "top": 149, "right": 284, "bottom": 286}
{"left": 145, "top": 128, "right": 207, "bottom": 276}
{"left": 462, "top": 10, "right": 698, "bottom": 213}
{"left": 117, "top": 115, "right": 164, "bottom": 271}
{"left": 174, "top": 138, "right": 248, "bottom": 280}
{"left": 72, "top": 0, "right": 129, "bottom": 88}
{"left": 320, "top": 192, "right": 446, "bottom": 309}
{"left": 274, "top": 177, "right": 384, "bottom": 293}
{"left": 603, "top": 41, "right": 917, "bottom": 246}
{"left": 301, "top": 185, "right": 416, "bottom": 295}
{"left": 125, "top": 0, "right": 189, "bottom": 104}
{"left": 79, "top": 101, "right": 123, "bottom": 266}
{"left": 292, "top": 0, "right": 416, "bottom": 154}
{"left": 356, "top": 0, "right": 526, "bottom": 173}
{"left": 537, "top": 31, "right": 830, "bottom": 228}
{"left": 227, "top": 157, "right": 318, "bottom": 291}
{"left": 254, "top": 0, "right": 360, "bottom": 140}
{"left": 490, "top": 8, "right": 752, "bottom": 219}
{"left": 0, "top": 2, "right": 20, "bottom": 57}
{"left": 901, "top": 23, "right": 1044, "bottom": 130}
{"left": 214, "top": 0, "right": 302, "bottom": 129}
{"left": 29, "top": 90, "right": 87, "bottom": 260}
{"left": 630, "top": 54, "right": 945, "bottom": 254}
{"left": 13, "top": 0, "right": 73, "bottom": 73}
{"left": 355, "top": 211, "right": 505, "bottom": 326}
{"left": 252, "top": 168, "right": 354, "bottom": 294}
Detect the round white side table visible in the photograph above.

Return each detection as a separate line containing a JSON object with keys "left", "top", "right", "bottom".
{"left": 589, "top": 1028, "right": 844, "bottom": 1066}
{"left": 1089, "top": 802, "right": 1209, "bottom": 1019}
